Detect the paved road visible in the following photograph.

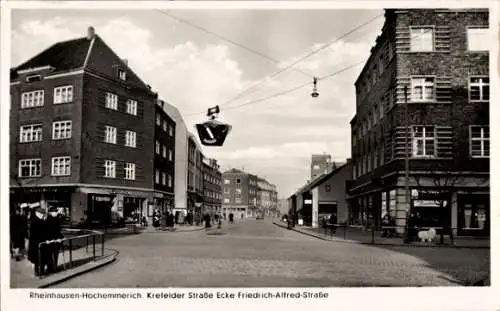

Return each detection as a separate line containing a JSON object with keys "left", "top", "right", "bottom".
{"left": 53, "top": 219, "right": 489, "bottom": 287}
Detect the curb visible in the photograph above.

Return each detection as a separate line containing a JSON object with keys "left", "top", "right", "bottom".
{"left": 273, "top": 222, "right": 489, "bottom": 249}
{"left": 38, "top": 250, "right": 118, "bottom": 288}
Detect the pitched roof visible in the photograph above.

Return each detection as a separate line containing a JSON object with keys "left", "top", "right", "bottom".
{"left": 11, "top": 37, "right": 91, "bottom": 80}
{"left": 223, "top": 168, "right": 246, "bottom": 174}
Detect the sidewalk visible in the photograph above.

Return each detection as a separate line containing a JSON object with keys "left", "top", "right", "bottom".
{"left": 273, "top": 221, "right": 490, "bottom": 249}
{"left": 11, "top": 248, "right": 117, "bottom": 288}
{"left": 96, "top": 224, "right": 205, "bottom": 235}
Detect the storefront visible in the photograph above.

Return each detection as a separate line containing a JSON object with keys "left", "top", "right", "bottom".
{"left": 10, "top": 186, "right": 74, "bottom": 221}
{"left": 457, "top": 193, "right": 489, "bottom": 236}
{"left": 87, "top": 194, "right": 115, "bottom": 228}
{"left": 410, "top": 188, "right": 451, "bottom": 228}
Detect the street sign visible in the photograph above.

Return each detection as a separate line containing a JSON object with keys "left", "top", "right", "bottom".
{"left": 195, "top": 120, "right": 232, "bottom": 146}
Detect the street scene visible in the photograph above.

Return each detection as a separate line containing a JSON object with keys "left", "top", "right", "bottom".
{"left": 8, "top": 6, "right": 491, "bottom": 288}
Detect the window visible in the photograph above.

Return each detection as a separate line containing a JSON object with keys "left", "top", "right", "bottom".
{"left": 169, "top": 125, "right": 173, "bottom": 136}
{"left": 104, "top": 126, "right": 117, "bottom": 144}
{"left": 412, "top": 126, "right": 436, "bottom": 157}
{"left": 313, "top": 164, "right": 320, "bottom": 170}
{"left": 236, "top": 178, "right": 241, "bottom": 184}
{"left": 105, "top": 93, "right": 118, "bottom": 110}
{"left": 168, "top": 175, "right": 172, "bottom": 187}
{"left": 163, "top": 120, "right": 167, "bottom": 132}
{"left": 124, "top": 163, "right": 136, "bottom": 180}
{"left": 125, "top": 131, "right": 136, "bottom": 148}
{"left": 224, "top": 179, "right": 230, "bottom": 184}
{"left": 53, "top": 85, "right": 73, "bottom": 104}
{"left": 467, "top": 27, "right": 489, "bottom": 51}
{"left": 126, "top": 100, "right": 137, "bottom": 115}
{"left": 224, "top": 198, "right": 230, "bottom": 204}
{"left": 19, "top": 159, "right": 41, "bottom": 177}
{"left": 161, "top": 172, "right": 166, "bottom": 185}
{"left": 411, "top": 77, "right": 435, "bottom": 102}
{"left": 52, "top": 121, "right": 72, "bottom": 140}
{"left": 236, "top": 188, "right": 242, "bottom": 195}
{"left": 410, "top": 27, "right": 434, "bottom": 52}
{"left": 469, "top": 77, "right": 489, "bottom": 101}
{"left": 162, "top": 145, "right": 167, "bottom": 158}
{"left": 235, "top": 198, "right": 242, "bottom": 204}
{"left": 156, "top": 114, "right": 161, "bottom": 126}
{"left": 155, "top": 170, "right": 160, "bottom": 184}
{"left": 169, "top": 149, "right": 173, "bottom": 161}
{"left": 21, "top": 90, "right": 44, "bottom": 108}
{"left": 20, "top": 124, "right": 42, "bottom": 143}
{"left": 470, "top": 126, "right": 489, "bottom": 158}
{"left": 224, "top": 188, "right": 230, "bottom": 194}
{"left": 104, "top": 160, "right": 116, "bottom": 178}
{"left": 51, "top": 156, "right": 71, "bottom": 176}
{"left": 118, "top": 70, "right": 127, "bottom": 81}
{"left": 155, "top": 141, "right": 160, "bottom": 154}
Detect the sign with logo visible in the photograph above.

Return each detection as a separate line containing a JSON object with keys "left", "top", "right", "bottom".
{"left": 195, "top": 120, "right": 232, "bottom": 147}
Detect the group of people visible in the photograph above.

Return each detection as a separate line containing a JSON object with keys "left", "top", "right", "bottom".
{"left": 10, "top": 205, "right": 64, "bottom": 276}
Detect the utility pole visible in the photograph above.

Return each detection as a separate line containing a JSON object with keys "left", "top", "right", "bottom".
{"left": 404, "top": 86, "right": 411, "bottom": 216}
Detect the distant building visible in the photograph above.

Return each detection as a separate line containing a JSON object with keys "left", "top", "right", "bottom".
{"left": 257, "top": 178, "right": 278, "bottom": 217}
{"left": 348, "top": 9, "right": 489, "bottom": 235}
{"left": 310, "top": 154, "right": 339, "bottom": 180}
{"left": 221, "top": 168, "right": 260, "bottom": 218}
{"left": 10, "top": 26, "right": 158, "bottom": 226}
{"left": 153, "top": 99, "right": 176, "bottom": 222}
{"left": 202, "top": 157, "right": 222, "bottom": 217}
{"left": 187, "top": 133, "right": 204, "bottom": 222}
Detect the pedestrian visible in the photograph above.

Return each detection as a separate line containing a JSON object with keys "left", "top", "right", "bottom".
{"left": 381, "top": 214, "right": 390, "bottom": 238}
{"left": 46, "top": 207, "right": 64, "bottom": 273}
{"left": 328, "top": 213, "right": 337, "bottom": 234}
{"left": 10, "top": 206, "right": 27, "bottom": 261}
{"left": 28, "top": 206, "right": 49, "bottom": 276}
{"left": 204, "top": 213, "right": 211, "bottom": 228}
{"left": 228, "top": 213, "right": 234, "bottom": 224}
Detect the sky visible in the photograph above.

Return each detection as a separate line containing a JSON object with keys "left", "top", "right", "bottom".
{"left": 11, "top": 8, "right": 385, "bottom": 198}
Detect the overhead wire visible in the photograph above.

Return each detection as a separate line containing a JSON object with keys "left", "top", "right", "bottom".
{"left": 156, "top": 9, "right": 314, "bottom": 79}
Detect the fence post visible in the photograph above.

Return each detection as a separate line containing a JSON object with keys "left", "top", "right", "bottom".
{"left": 371, "top": 225, "right": 375, "bottom": 244}
{"left": 93, "top": 235, "right": 96, "bottom": 261}
{"left": 37, "top": 243, "right": 42, "bottom": 278}
{"left": 69, "top": 239, "right": 73, "bottom": 268}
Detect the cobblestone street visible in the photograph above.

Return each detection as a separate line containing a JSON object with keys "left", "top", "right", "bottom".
{"left": 51, "top": 219, "right": 489, "bottom": 287}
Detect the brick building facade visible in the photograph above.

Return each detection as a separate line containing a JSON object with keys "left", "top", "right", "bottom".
{"left": 348, "top": 9, "right": 490, "bottom": 236}
{"left": 10, "top": 27, "right": 160, "bottom": 227}
{"left": 222, "top": 169, "right": 260, "bottom": 218}
{"left": 202, "top": 158, "right": 222, "bottom": 217}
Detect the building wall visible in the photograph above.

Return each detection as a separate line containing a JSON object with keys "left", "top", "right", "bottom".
{"left": 316, "top": 163, "right": 352, "bottom": 223}
{"left": 153, "top": 103, "right": 176, "bottom": 195}
{"left": 10, "top": 71, "right": 85, "bottom": 186}
{"left": 202, "top": 159, "right": 222, "bottom": 214}
{"left": 162, "top": 103, "right": 188, "bottom": 210}
{"left": 80, "top": 72, "right": 156, "bottom": 189}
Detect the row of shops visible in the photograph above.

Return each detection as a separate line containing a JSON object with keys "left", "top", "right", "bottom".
{"left": 10, "top": 185, "right": 176, "bottom": 228}
{"left": 289, "top": 163, "right": 490, "bottom": 237}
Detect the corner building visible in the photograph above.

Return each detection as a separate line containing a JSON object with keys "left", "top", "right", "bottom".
{"left": 10, "top": 27, "right": 159, "bottom": 227}
{"left": 348, "top": 9, "right": 490, "bottom": 236}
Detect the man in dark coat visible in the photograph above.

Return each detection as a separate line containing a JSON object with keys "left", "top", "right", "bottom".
{"left": 28, "top": 206, "right": 49, "bottom": 276}
{"left": 46, "top": 207, "right": 64, "bottom": 273}
{"left": 10, "top": 207, "right": 27, "bottom": 261}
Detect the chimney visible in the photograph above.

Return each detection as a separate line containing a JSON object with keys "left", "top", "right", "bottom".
{"left": 122, "top": 59, "right": 128, "bottom": 66}
{"left": 87, "top": 26, "right": 95, "bottom": 40}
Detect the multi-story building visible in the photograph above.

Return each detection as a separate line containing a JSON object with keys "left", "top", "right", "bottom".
{"left": 162, "top": 102, "right": 189, "bottom": 214}
{"left": 202, "top": 157, "right": 222, "bottom": 217}
{"left": 348, "top": 9, "right": 490, "bottom": 236}
{"left": 187, "top": 133, "right": 204, "bottom": 222}
{"left": 152, "top": 99, "right": 176, "bottom": 220}
{"left": 10, "top": 27, "right": 158, "bottom": 226}
{"left": 256, "top": 178, "right": 278, "bottom": 216}
{"left": 310, "top": 154, "right": 334, "bottom": 180}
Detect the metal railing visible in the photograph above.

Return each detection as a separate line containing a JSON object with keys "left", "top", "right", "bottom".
{"left": 36, "top": 229, "right": 105, "bottom": 278}
{"left": 312, "top": 222, "right": 490, "bottom": 246}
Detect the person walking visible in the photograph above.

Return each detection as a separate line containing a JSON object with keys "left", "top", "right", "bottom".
{"left": 46, "top": 207, "right": 64, "bottom": 273}
{"left": 28, "top": 206, "right": 49, "bottom": 276}
{"left": 10, "top": 207, "right": 27, "bottom": 261}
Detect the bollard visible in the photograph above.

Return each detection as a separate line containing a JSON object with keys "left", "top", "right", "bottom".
{"left": 343, "top": 224, "right": 346, "bottom": 240}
